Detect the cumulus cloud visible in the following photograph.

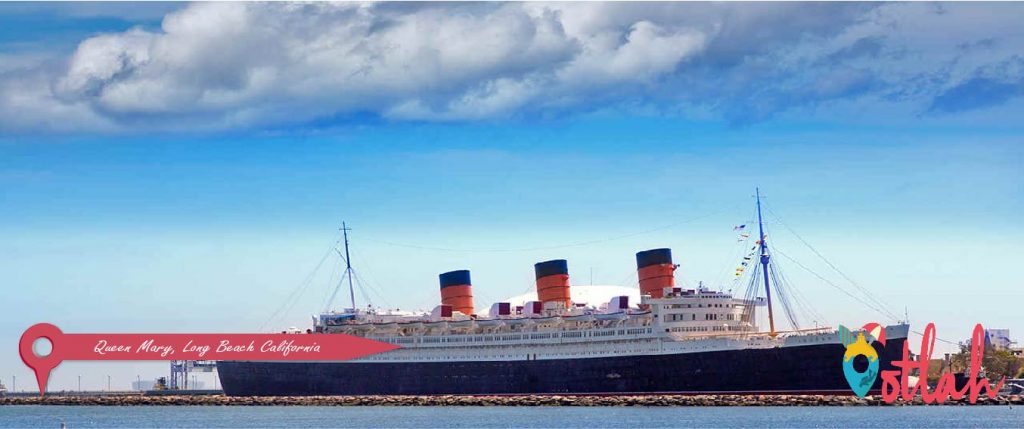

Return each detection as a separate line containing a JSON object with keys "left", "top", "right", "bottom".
{"left": 1, "top": 1, "right": 1023, "bottom": 133}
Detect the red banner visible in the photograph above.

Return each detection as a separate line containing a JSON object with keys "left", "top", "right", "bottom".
{"left": 19, "top": 323, "right": 400, "bottom": 395}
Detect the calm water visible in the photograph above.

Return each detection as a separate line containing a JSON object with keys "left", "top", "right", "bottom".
{"left": 0, "top": 406, "right": 1021, "bottom": 428}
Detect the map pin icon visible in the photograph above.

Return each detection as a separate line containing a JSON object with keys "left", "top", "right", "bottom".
{"left": 19, "top": 323, "right": 65, "bottom": 396}
{"left": 840, "top": 329, "right": 880, "bottom": 398}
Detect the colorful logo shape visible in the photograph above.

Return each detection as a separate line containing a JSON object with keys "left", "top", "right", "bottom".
{"left": 838, "top": 323, "right": 886, "bottom": 398}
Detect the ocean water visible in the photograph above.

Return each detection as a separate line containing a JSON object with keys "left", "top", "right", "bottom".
{"left": 0, "top": 406, "right": 1021, "bottom": 428}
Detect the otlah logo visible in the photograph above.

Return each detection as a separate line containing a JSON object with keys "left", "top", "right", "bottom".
{"left": 838, "top": 322, "right": 886, "bottom": 398}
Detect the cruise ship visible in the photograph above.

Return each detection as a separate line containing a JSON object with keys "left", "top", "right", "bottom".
{"left": 218, "top": 191, "right": 909, "bottom": 396}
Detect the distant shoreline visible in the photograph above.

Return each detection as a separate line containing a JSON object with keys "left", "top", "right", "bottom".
{"left": 2, "top": 394, "right": 1021, "bottom": 406}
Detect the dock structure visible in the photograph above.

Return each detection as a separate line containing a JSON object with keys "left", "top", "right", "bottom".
{"left": 169, "top": 360, "right": 217, "bottom": 390}
{"left": 2, "top": 394, "right": 1022, "bottom": 406}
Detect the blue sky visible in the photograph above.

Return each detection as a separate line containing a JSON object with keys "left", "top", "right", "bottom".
{"left": 1, "top": 2, "right": 1022, "bottom": 392}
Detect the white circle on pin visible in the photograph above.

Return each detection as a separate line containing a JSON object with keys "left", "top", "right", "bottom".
{"left": 33, "top": 337, "right": 53, "bottom": 358}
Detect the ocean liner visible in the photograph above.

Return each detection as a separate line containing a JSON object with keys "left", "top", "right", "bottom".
{"left": 218, "top": 190, "right": 909, "bottom": 396}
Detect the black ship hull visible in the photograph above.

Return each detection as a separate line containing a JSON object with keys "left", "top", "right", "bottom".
{"left": 217, "top": 337, "right": 905, "bottom": 396}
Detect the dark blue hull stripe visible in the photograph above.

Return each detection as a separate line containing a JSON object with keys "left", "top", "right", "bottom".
{"left": 217, "top": 338, "right": 904, "bottom": 396}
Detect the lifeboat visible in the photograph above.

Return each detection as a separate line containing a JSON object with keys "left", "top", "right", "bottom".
{"left": 594, "top": 312, "right": 627, "bottom": 322}
{"left": 475, "top": 318, "right": 504, "bottom": 328}
{"left": 397, "top": 321, "right": 424, "bottom": 330}
{"left": 423, "top": 320, "right": 449, "bottom": 331}
{"left": 562, "top": 314, "right": 595, "bottom": 323}
{"left": 531, "top": 315, "right": 563, "bottom": 326}
{"left": 349, "top": 322, "right": 376, "bottom": 333}
{"left": 447, "top": 319, "right": 475, "bottom": 329}
{"left": 503, "top": 317, "right": 530, "bottom": 326}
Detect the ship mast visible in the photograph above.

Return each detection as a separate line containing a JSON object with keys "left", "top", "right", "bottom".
{"left": 342, "top": 222, "right": 356, "bottom": 311}
{"left": 756, "top": 188, "right": 777, "bottom": 338}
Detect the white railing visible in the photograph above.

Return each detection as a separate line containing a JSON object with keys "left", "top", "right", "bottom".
{"left": 368, "top": 326, "right": 657, "bottom": 349}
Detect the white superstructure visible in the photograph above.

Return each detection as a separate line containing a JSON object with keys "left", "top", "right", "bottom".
{"left": 311, "top": 285, "right": 900, "bottom": 364}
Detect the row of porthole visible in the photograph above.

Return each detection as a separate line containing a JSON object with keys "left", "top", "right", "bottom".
{"left": 377, "top": 328, "right": 653, "bottom": 345}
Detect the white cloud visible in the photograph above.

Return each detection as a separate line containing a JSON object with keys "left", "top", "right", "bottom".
{"left": 557, "top": 21, "right": 705, "bottom": 85}
{"left": 1, "top": 1, "right": 1022, "bottom": 133}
